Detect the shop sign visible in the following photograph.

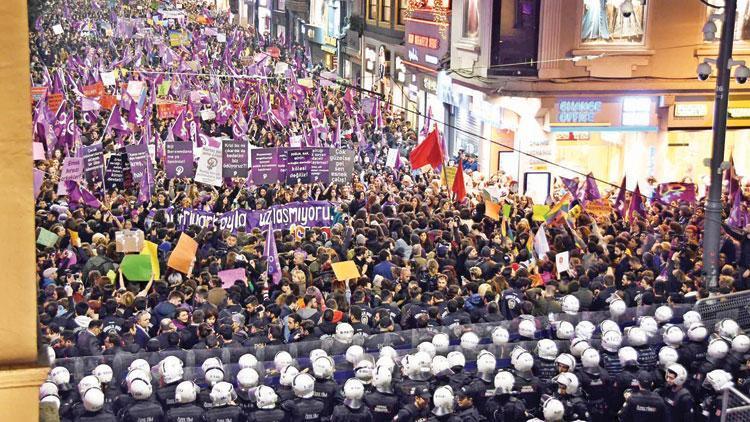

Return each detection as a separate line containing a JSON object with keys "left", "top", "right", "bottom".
{"left": 556, "top": 100, "right": 602, "bottom": 123}
{"left": 674, "top": 103, "right": 708, "bottom": 118}
{"left": 425, "top": 54, "right": 438, "bottom": 65}
{"left": 408, "top": 47, "right": 419, "bottom": 62}
{"left": 554, "top": 132, "right": 591, "bottom": 141}
{"left": 423, "top": 76, "right": 437, "bottom": 93}
{"left": 728, "top": 108, "right": 750, "bottom": 118}
{"left": 407, "top": 33, "right": 440, "bottom": 49}
{"left": 324, "top": 35, "right": 337, "bottom": 46}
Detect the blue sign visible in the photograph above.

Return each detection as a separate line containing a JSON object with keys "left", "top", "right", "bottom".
{"left": 557, "top": 100, "right": 602, "bottom": 123}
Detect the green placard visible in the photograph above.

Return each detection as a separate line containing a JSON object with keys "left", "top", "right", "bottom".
{"left": 502, "top": 204, "right": 511, "bottom": 218}
{"left": 121, "top": 255, "right": 152, "bottom": 282}
{"left": 37, "top": 228, "right": 59, "bottom": 247}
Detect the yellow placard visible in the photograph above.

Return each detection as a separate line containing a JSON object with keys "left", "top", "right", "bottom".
{"left": 485, "top": 201, "right": 501, "bottom": 221}
{"left": 532, "top": 205, "right": 551, "bottom": 222}
{"left": 441, "top": 166, "right": 457, "bottom": 187}
{"left": 331, "top": 261, "right": 360, "bottom": 281}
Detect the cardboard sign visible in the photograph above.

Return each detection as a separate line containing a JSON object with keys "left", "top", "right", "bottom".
{"left": 555, "top": 251, "right": 570, "bottom": 275}
{"left": 167, "top": 233, "right": 198, "bottom": 274}
{"left": 502, "top": 204, "right": 512, "bottom": 218}
{"left": 37, "top": 228, "right": 59, "bottom": 248}
{"left": 52, "top": 24, "right": 64, "bottom": 35}
{"left": 33, "top": 142, "right": 46, "bottom": 160}
{"left": 121, "top": 254, "right": 152, "bottom": 281}
{"left": 441, "top": 166, "right": 457, "bottom": 188}
{"left": 485, "top": 201, "right": 501, "bottom": 221}
{"left": 100, "top": 71, "right": 116, "bottom": 87}
{"left": 216, "top": 33, "right": 226, "bottom": 43}
{"left": 140, "top": 240, "right": 160, "bottom": 280}
{"left": 115, "top": 230, "right": 145, "bottom": 253}
{"left": 332, "top": 261, "right": 360, "bottom": 281}
{"left": 386, "top": 148, "right": 400, "bottom": 168}
{"left": 218, "top": 268, "right": 246, "bottom": 289}
{"left": 194, "top": 141, "right": 223, "bottom": 186}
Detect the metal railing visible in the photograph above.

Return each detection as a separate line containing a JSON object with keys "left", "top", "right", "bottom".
{"left": 720, "top": 385, "right": 750, "bottom": 422}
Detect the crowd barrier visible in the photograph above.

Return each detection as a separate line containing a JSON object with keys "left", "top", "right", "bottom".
{"left": 51, "top": 303, "right": 694, "bottom": 386}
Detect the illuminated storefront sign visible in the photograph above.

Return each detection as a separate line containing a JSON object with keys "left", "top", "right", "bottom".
{"left": 557, "top": 100, "right": 602, "bottom": 123}
{"left": 407, "top": 33, "right": 439, "bottom": 49}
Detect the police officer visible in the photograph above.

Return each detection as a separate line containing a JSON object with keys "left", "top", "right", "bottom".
{"left": 698, "top": 370, "right": 733, "bottom": 422}
{"left": 277, "top": 365, "right": 300, "bottom": 405}
{"left": 397, "top": 352, "right": 433, "bottom": 405}
{"left": 198, "top": 357, "right": 226, "bottom": 409}
{"left": 393, "top": 386, "right": 431, "bottom": 422}
{"left": 312, "top": 355, "right": 340, "bottom": 417}
{"left": 552, "top": 373, "right": 588, "bottom": 421}
{"left": 661, "top": 363, "right": 695, "bottom": 422}
{"left": 75, "top": 387, "right": 117, "bottom": 422}
{"left": 71, "top": 375, "right": 103, "bottom": 419}
{"left": 203, "top": 382, "right": 244, "bottom": 422}
{"left": 430, "top": 385, "right": 454, "bottom": 421}
{"left": 689, "top": 338, "right": 729, "bottom": 399}
{"left": 534, "top": 339, "right": 559, "bottom": 385}
{"left": 246, "top": 385, "right": 286, "bottom": 422}
{"left": 364, "top": 364, "right": 399, "bottom": 422}
{"left": 165, "top": 381, "right": 204, "bottom": 422}
{"left": 155, "top": 356, "right": 184, "bottom": 411}
{"left": 467, "top": 351, "right": 497, "bottom": 415}
{"left": 617, "top": 372, "right": 666, "bottom": 422}
{"left": 682, "top": 323, "right": 709, "bottom": 368}
{"left": 121, "top": 378, "right": 164, "bottom": 422}
{"left": 331, "top": 379, "right": 373, "bottom": 422}
{"left": 49, "top": 366, "right": 78, "bottom": 420}
{"left": 448, "top": 389, "right": 483, "bottom": 422}
{"left": 578, "top": 348, "right": 610, "bottom": 422}
{"left": 614, "top": 347, "right": 641, "bottom": 412}
{"left": 629, "top": 327, "right": 658, "bottom": 372}
{"left": 510, "top": 350, "right": 541, "bottom": 415}
{"left": 281, "top": 373, "right": 326, "bottom": 422}
{"left": 485, "top": 371, "right": 527, "bottom": 422}
{"left": 446, "top": 351, "right": 473, "bottom": 393}
{"left": 601, "top": 330, "right": 625, "bottom": 377}
{"left": 112, "top": 368, "right": 153, "bottom": 419}
{"left": 236, "top": 368, "right": 260, "bottom": 416}
{"left": 92, "top": 364, "right": 118, "bottom": 412}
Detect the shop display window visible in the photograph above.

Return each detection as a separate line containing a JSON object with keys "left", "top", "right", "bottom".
{"left": 581, "top": 0, "right": 647, "bottom": 44}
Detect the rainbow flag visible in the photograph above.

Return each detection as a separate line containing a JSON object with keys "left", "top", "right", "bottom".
{"left": 545, "top": 193, "right": 573, "bottom": 225}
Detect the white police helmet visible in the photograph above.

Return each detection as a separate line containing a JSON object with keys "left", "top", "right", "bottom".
{"left": 82, "top": 387, "right": 104, "bottom": 412}
{"left": 202, "top": 357, "right": 225, "bottom": 386}
{"left": 39, "top": 382, "right": 58, "bottom": 399}
{"left": 682, "top": 311, "right": 702, "bottom": 328}
{"left": 174, "top": 381, "right": 199, "bottom": 404}
{"left": 335, "top": 323, "right": 354, "bottom": 343}
{"left": 432, "top": 385, "right": 454, "bottom": 416}
{"left": 210, "top": 381, "right": 237, "bottom": 406}
{"left": 570, "top": 338, "right": 590, "bottom": 357}
{"left": 312, "top": 356, "right": 335, "bottom": 379}
{"left": 355, "top": 359, "right": 375, "bottom": 384}
{"left": 346, "top": 345, "right": 365, "bottom": 365}
{"left": 418, "top": 342, "right": 437, "bottom": 359}
{"left": 663, "top": 325, "right": 685, "bottom": 347}
{"left": 581, "top": 348, "right": 600, "bottom": 369}
{"left": 704, "top": 369, "right": 733, "bottom": 392}
{"left": 431, "top": 355, "right": 450, "bottom": 376}
{"left": 447, "top": 351, "right": 466, "bottom": 369}
{"left": 129, "top": 378, "right": 153, "bottom": 400}
{"left": 601, "top": 330, "right": 623, "bottom": 353}
{"left": 542, "top": 397, "right": 565, "bottom": 421}
{"left": 626, "top": 326, "right": 647, "bottom": 347}
{"left": 274, "top": 351, "right": 294, "bottom": 371}
{"left": 77, "top": 375, "right": 101, "bottom": 396}
{"left": 554, "top": 372, "right": 579, "bottom": 395}
{"left": 708, "top": 338, "right": 730, "bottom": 360}
{"left": 375, "top": 355, "right": 396, "bottom": 372}
{"left": 343, "top": 378, "right": 366, "bottom": 409}
{"left": 411, "top": 351, "right": 432, "bottom": 378}
{"left": 477, "top": 352, "right": 496, "bottom": 374}
{"left": 255, "top": 385, "right": 278, "bottom": 409}
{"left": 309, "top": 349, "right": 328, "bottom": 362}
{"left": 125, "top": 369, "right": 150, "bottom": 390}
{"left": 494, "top": 371, "right": 515, "bottom": 394}
{"left": 92, "top": 364, "right": 113, "bottom": 385}
{"left": 536, "top": 339, "right": 559, "bottom": 360}
{"left": 432, "top": 333, "right": 451, "bottom": 353}
{"left": 609, "top": 298, "right": 627, "bottom": 318}
{"left": 40, "top": 394, "right": 60, "bottom": 410}
{"left": 658, "top": 346, "right": 679, "bottom": 368}
{"left": 48, "top": 366, "right": 71, "bottom": 387}
{"left": 556, "top": 321, "right": 575, "bottom": 340}
{"left": 379, "top": 346, "right": 398, "bottom": 362}
{"left": 238, "top": 353, "right": 258, "bottom": 370}
{"left": 372, "top": 365, "right": 393, "bottom": 389}
{"left": 687, "top": 323, "right": 709, "bottom": 342}
{"left": 638, "top": 316, "right": 658, "bottom": 337}
{"left": 492, "top": 326, "right": 510, "bottom": 345}
{"left": 575, "top": 321, "right": 596, "bottom": 340}
{"left": 460, "top": 331, "right": 480, "bottom": 350}
{"left": 292, "top": 373, "right": 316, "bottom": 398}
{"left": 561, "top": 295, "right": 580, "bottom": 315}
{"left": 716, "top": 319, "right": 741, "bottom": 341}
{"left": 555, "top": 353, "right": 576, "bottom": 372}
{"left": 128, "top": 359, "right": 151, "bottom": 377}
{"left": 518, "top": 319, "right": 536, "bottom": 339}
{"left": 733, "top": 334, "right": 750, "bottom": 354}
{"left": 159, "top": 356, "right": 184, "bottom": 384}
{"left": 618, "top": 347, "right": 638, "bottom": 366}
{"left": 279, "top": 365, "right": 300, "bottom": 387}
{"left": 655, "top": 306, "right": 674, "bottom": 324}
{"left": 513, "top": 351, "right": 535, "bottom": 372}
{"left": 666, "top": 363, "right": 688, "bottom": 387}
{"left": 600, "top": 319, "right": 621, "bottom": 335}
{"left": 236, "top": 368, "right": 260, "bottom": 390}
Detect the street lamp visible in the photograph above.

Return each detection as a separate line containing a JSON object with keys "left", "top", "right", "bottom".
{"left": 699, "top": 0, "right": 739, "bottom": 291}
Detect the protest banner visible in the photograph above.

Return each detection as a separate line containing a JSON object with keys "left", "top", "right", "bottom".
{"left": 31, "top": 86, "right": 48, "bottom": 103}
{"left": 329, "top": 149, "right": 355, "bottom": 185}
{"left": 82, "top": 82, "right": 105, "bottom": 98}
{"left": 165, "top": 141, "right": 194, "bottom": 178}
{"left": 658, "top": 182, "right": 697, "bottom": 204}
{"left": 167, "top": 233, "right": 198, "bottom": 274}
{"left": 60, "top": 157, "right": 84, "bottom": 182}
{"left": 289, "top": 135, "right": 303, "bottom": 148}
{"left": 222, "top": 140, "right": 248, "bottom": 177}
{"left": 121, "top": 255, "right": 152, "bottom": 281}
{"left": 81, "top": 143, "right": 105, "bottom": 184}
{"left": 156, "top": 101, "right": 185, "bottom": 119}
{"left": 33, "top": 142, "right": 46, "bottom": 160}
{"left": 250, "top": 148, "right": 279, "bottom": 184}
{"left": 556, "top": 251, "right": 571, "bottom": 276}
{"left": 52, "top": 24, "right": 64, "bottom": 35}
{"left": 218, "top": 268, "right": 246, "bottom": 289}
{"left": 310, "top": 148, "right": 331, "bottom": 184}
{"left": 286, "top": 148, "right": 312, "bottom": 184}
{"left": 47, "top": 93, "right": 64, "bottom": 112}
{"left": 100, "top": 71, "right": 116, "bottom": 86}
{"left": 171, "top": 201, "right": 334, "bottom": 232}
{"left": 169, "top": 30, "right": 189, "bottom": 46}
{"left": 194, "top": 140, "right": 222, "bottom": 186}
{"left": 104, "top": 151, "right": 126, "bottom": 188}
{"left": 584, "top": 198, "right": 612, "bottom": 222}
{"left": 115, "top": 229, "right": 145, "bottom": 253}
{"left": 125, "top": 143, "right": 151, "bottom": 181}
{"left": 100, "top": 95, "right": 117, "bottom": 110}
{"left": 37, "top": 228, "right": 59, "bottom": 247}
{"left": 386, "top": 148, "right": 400, "bottom": 168}
{"left": 332, "top": 261, "right": 360, "bottom": 281}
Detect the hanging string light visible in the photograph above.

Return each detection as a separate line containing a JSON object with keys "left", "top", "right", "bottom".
{"left": 404, "top": 0, "right": 424, "bottom": 21}
{"left": 433, "top": 0, "right": 450, "bottom": 40}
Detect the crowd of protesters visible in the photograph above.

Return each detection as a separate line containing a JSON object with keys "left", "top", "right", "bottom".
{"left": 30, "top": 0, "right": 750, "bottom": 421}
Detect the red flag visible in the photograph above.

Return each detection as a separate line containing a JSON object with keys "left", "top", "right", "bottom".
{"left": 452, "top": 161, "right": 467, "bottom": 202}
{"left": 409, "top": 129, "right": 444, "bottom": 170}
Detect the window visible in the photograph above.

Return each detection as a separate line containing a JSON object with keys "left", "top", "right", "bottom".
{"left": 581, "top": 0, "right": 647, "bottom": 44}
{"left": 381, "top": 0, "right": 392, "bottom": 23}
{"left": 708, "top": 1, "right": 750, "bottom": 41}
{"left": 398, "top": 0, "right": 408, "bottom": 25}
{"left": 463, "top": 0, "right": 480, "bottom": 38}
{"left": 368, "top": 0, "right": 378, "bottom": 21}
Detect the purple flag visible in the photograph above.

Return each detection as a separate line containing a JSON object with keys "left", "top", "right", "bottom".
{"left": 334, "top": 116, "right": 342, "bottom": 147}
{"left": 105, "top": 105, "right": 130, "bottom": 134}
{"left": 33, "top": 168, "right": 45, "bottom": 198}
{"left": 728, "top": 189, "right": 749, "bottom": 229}
{"left": 583, "top": 173, "right": 601, "bottom": 201}
{"left": 626, "top": 183, "right": 646, "bottom": 221}
{"left": 172, "top": 110, "right": 190, "bottom": 142}
{"left": 128, "top": 94, "right": 144, "bottom": 126}
{"left": 559, "top": 176, "right": 579, "bottom": 196}
{"left": 420, "top": 106, "right": 433, "bottom": 137}
{"left": 264, "top": 222, "right": 282, "bottom": 285}
{"left": 65, "top": 181, "right": 101, "bottom": 209}
{"left": 215, "top": 90, "right": 235, "bottom": 125}
{"left": 614, "top": 176, "right": 627, "bottom": 216}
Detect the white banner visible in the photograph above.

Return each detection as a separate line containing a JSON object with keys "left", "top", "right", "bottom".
{"left": 194, "top": 141, "right": 223, "bottom": 187}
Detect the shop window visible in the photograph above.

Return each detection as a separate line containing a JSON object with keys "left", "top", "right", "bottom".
{"left": 581, "top": 0, "right": 647, "bottom": 44}
{"left": 622, "top": 97, "right": 651, "bottom": 126}
{"left": 398, "top": 0, "right": 408, "bottom": 26}
{"left": 707, "top": 1, "right": 750, "bottom": 41}
{"left": 367, "top": 0, "right": 378, "bottom": 22}
{"left": 490, "top": 0, "right": 540, "bottom": 76}
{"left": 381, "top": 0, "right": 392, "bottom": 23}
